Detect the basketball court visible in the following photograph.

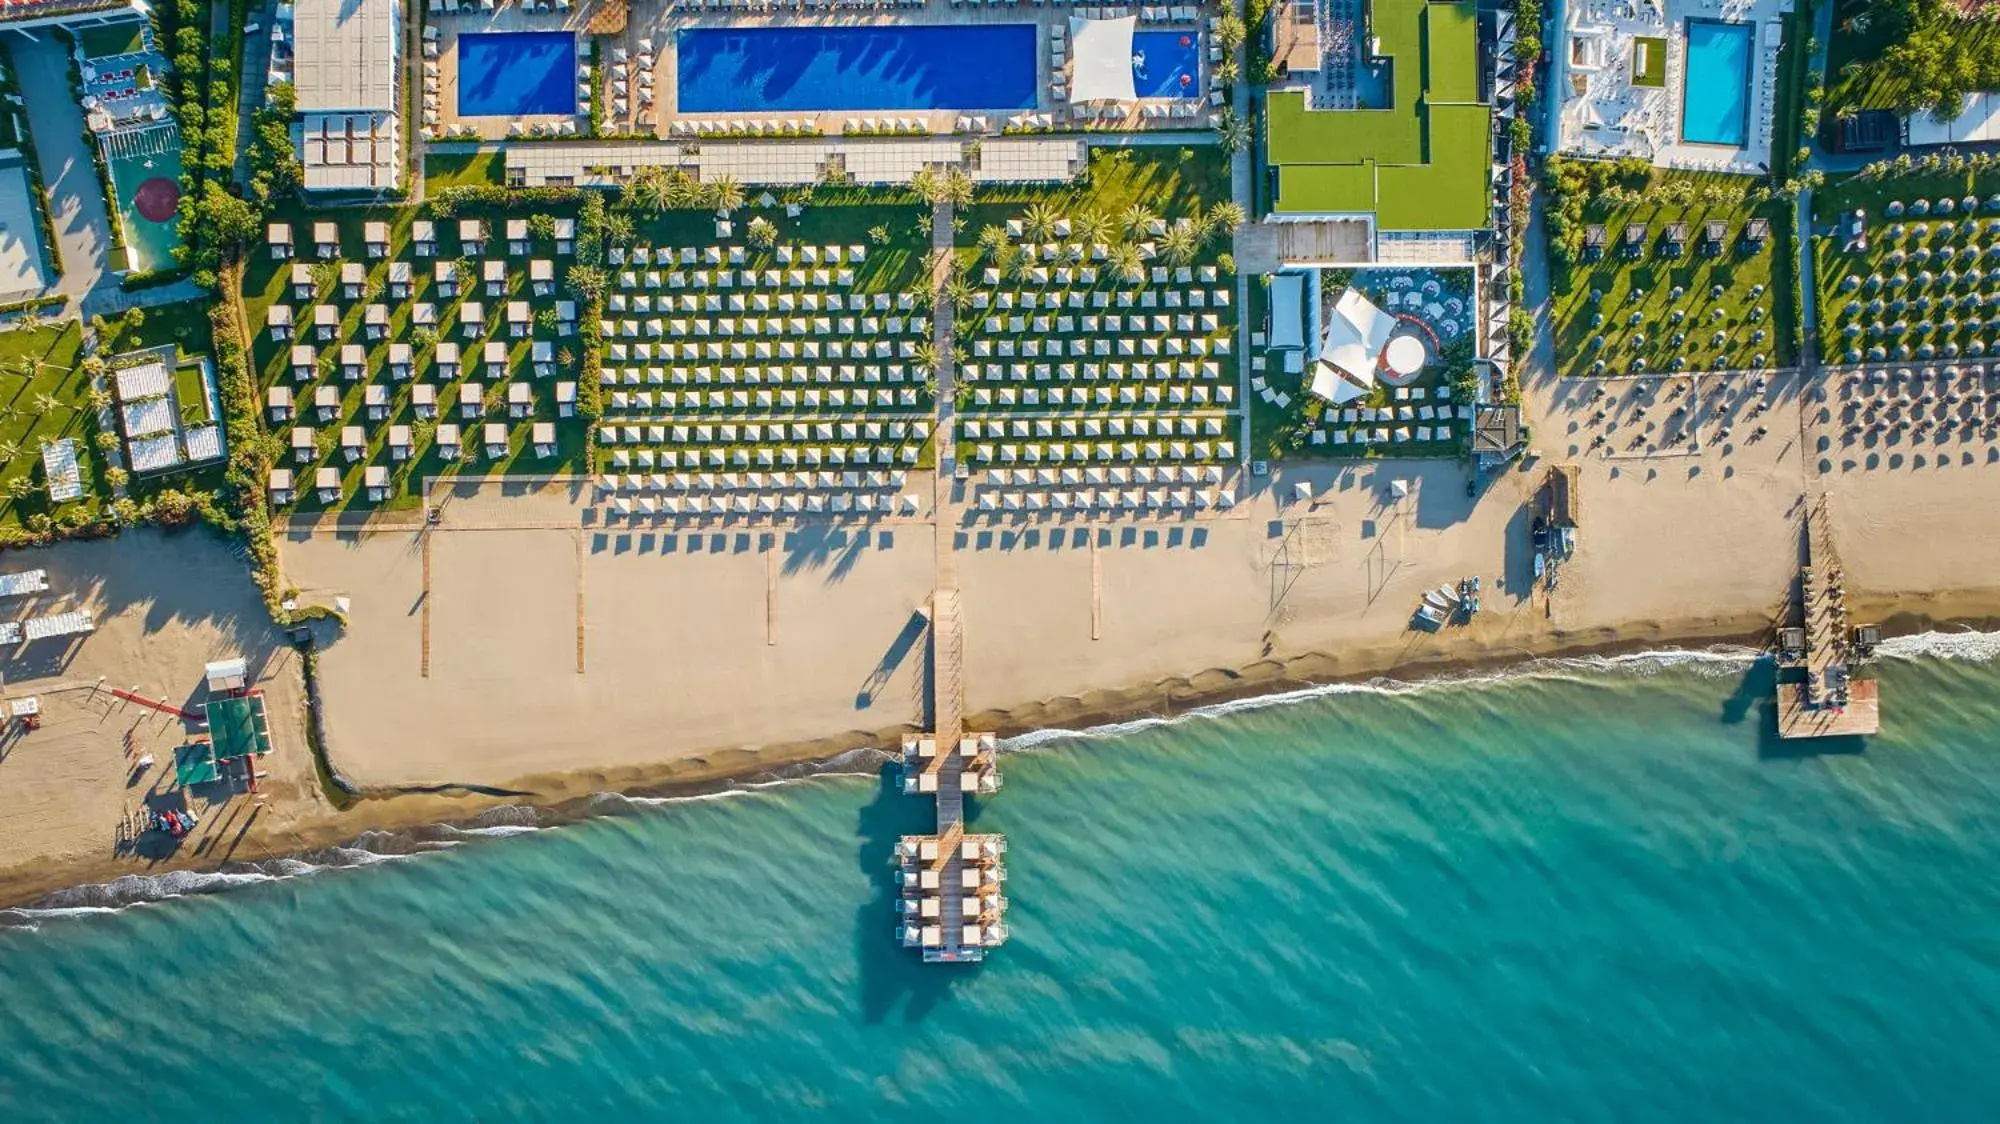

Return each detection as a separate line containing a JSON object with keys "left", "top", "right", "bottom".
{"left": 99, "top": 123, "right": 184, "bottom": 273}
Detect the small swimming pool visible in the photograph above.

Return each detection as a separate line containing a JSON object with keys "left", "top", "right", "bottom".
{"left": 676, "top": 25, "right": 1038, "bottom": 113}
{"left": 1132, "top": 30, "right": 1202, "bottom": 100}
{"left": 1681, "top": 19, "right": 1750, "bottom": 147}
{"left": 459, "top": 31, "right": 577, "bottom": 118}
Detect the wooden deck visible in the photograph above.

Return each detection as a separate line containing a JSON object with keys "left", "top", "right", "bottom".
{"left": 1776, "top": 679, "right": 1880, "bottom": 739}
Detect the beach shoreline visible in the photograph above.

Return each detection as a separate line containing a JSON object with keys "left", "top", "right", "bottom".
{"left": 6, "top": 593, "right": 1997, "bottom": 916}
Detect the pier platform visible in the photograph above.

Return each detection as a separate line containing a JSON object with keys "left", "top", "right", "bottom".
{"left": 1777, "top": 679, "right": 1880, "bottom": 739}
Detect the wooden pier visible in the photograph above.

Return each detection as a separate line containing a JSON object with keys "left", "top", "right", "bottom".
{"left": 894, "top": 593, "right": 1008, "bottom": 962}
{"left": 1776, "top": 499, "right": 1880, "bottom": 739}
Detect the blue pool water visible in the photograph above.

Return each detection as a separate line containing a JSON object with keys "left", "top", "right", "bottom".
{"left": 459, "top": 31, "right": 578, "bottom": 118}
{"left": 677, "top": 25, "right": 1038, "bottom": 113}
{"left": 1132, "top": 29, "right": 1202, "bottom": 99}
{"left": 1682, "top": 20, "right": 1751, "bottom": 146}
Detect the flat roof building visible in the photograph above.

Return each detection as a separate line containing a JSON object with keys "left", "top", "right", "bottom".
{"left": 1262, "top": 0, "right": 1491, "bottom": 237}
{"left": 294, "top": 0, "right": 402, "bottom": 192}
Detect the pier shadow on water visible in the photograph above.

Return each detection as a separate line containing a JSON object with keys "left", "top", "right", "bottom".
{"left": 1723, "top": 659, "right": 1869, "bottom": 761}
{"left": 853, "top": 762, "right": 977, "bottom": 1024}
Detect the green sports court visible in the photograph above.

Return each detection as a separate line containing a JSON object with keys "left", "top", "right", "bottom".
{"left": 100, "top": 123, "right": 185, "bottom": 274}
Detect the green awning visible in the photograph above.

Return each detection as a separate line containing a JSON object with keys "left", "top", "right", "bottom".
{"left": 174, "top": 742, "right": 219, "bottom": 786}
{"left": 205, "top": 693, "right": 273, "bottom": 761}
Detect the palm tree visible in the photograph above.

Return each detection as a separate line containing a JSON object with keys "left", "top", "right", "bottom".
{"left": 1218, "top": 110, "right": 1251, "bottom": 156}
{"left": 910, "top": 166, "right": 943, "bottom": 205}
{"left": 945, "top": 275, "right": 976, "bottom": 310}
{"left": 708, "top": 175, "right": 745, "bottom": 214}
{"left": 0, "top": 441, "right": 18, "bottom": 464}
{"left": 32, "top": 392, "right": 59, "bottom": 418}
{"left": 622, "top": 167, "right": 673, "bottom": 214}
{"left": 1206, "top": 201, "right": 1247, "bottom": 238}
{"left": 1022, "top": 201, "right": 1060, "bottom": 241}
{"left": 746, "top": 216, "right": 778, "bottom": 249}
{"left": 85, "top": 387, "right": 112, "bottom": 411}
{"left": 942, "top": 167, "right": 974, "bottom": 206}
{"left": 1075, "top": 209, "right": 1115, "bottom": 247}
{"left": 977, "top": 224, "right": 1009, "bottom": 262}
{"left": 1106, "top": 242, "right": 1143, "bottom": 282}
{"left": 1122, "top": 202, "right": 1158, "bottom": 240}
{"left": 4, "top": 475, "right": 31, "bottom": 501}
{"left": 603, "top": 211, "right": 635, "bottom": 247}
{"left": 911, "top": 339, "right": 940, "bottom": 372}
{"left": 1163, "top": 224, "right": 1204, "bottom": 266}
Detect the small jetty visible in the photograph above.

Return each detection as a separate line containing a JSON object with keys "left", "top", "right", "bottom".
{"left": 1776, "top": 499, "right": 1880, "bottom": 739}
{"left": 894, "top": 593, "right": 1009, "bottom": 962}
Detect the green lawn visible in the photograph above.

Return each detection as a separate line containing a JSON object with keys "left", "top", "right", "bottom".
{"left": 1824, "top": 0, "right": 2000, "bottom": 117}
{"left": 960, "top": 146, "right": 1231, "bottom": 235}
{"left": 1549, "top": 171, "right": 1794, "bottom": 378}
{"left": 425, "top": 151, "right": 505, "bottom": 191}
{"left": 1812, "top": 169, "right": 2000, "bottom": 362}
{"left": 1632, "top": 36, "right": 1667, "bottom": 88}
{"left": 98, "top": 297, "right": 213, "bottom": 361}
{"left": 0, "top": 322, "right": 102, "bottom": 527}
{"left": 77, "top": 19, "right": 145, "bottom": 60}
{"left": 244, "top": 199, "right": 591, "bottom": 514}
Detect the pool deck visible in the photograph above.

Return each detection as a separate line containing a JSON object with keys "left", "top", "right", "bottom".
{"left": 424, "top": 1, "right": 1220, "bottom": 142}
{"left": 1553, "top": 0, "right": 1792, "bottom": 176}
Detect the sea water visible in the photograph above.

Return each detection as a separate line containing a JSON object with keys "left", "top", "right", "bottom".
{"left": 4, "top": 637, "right": 2000, "bottom": 1119}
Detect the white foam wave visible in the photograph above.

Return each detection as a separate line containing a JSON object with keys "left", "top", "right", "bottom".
{"left": 1000, "top": 644, "right": 1764, "bottom": 752}
{"left": 1875, "top": 628, "right": 2000, "bottom": 663}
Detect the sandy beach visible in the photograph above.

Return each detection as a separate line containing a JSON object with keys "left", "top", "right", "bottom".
{"left": 4, "top": 365, "right": 2000, "bottom": 910}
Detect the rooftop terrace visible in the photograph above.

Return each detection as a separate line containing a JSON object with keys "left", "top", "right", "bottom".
{"left": 1263, "top": 0, "right": 1491, "bottom": 233}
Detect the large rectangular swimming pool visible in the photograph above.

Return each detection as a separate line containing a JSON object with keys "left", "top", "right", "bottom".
{"left": 1132, "top": 29, "right": 1203, "bottom": 99}
{"left": 1681, "top": 19, "right": 1751, "bottom": 147}
{"left": 459, "top": 31, "right": 578, "bottom": 118}
{"left": 676, "top": 25, "right": 1038, "bottom": 113}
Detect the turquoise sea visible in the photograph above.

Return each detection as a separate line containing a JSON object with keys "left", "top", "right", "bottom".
{"left": 5, "top": 637, "right": 2000, "bottom": 1119}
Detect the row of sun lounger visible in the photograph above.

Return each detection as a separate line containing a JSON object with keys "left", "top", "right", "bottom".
{"left": 604, "top": 493, "right": 922, "bottom": 517}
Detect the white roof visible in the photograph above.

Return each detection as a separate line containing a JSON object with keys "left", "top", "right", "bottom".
{"left": 295, "top": 0, "right": 400, "bottom": 113}
{"left": 0, "top": 569, "right": 47, "bottom": 597}
{"left": 1909, "top": 92, "right": 2000, "bottom": 146}
{"left": 300, "top": 112, "right": 402, "bottom": 191}
{"left": 184, "top": 424, "right": 224, "bottom": 464}
{"left": 115, "top": 359, "right": 170, "bottom": 400}
{"left": 40, "top": 439, "right": 80, "bottom": 502}
{"left": 1307, "top": 288, "right": 1395, "bottom": 404}
{"left": 1069, "top": 17, "right": 1139, "bottom": 103}
{"left": 121, "top": 397, "right": 176, "bottom": 439}
{"left": 24, "top": 610, "right": 93, "bottom": 641}
{"left": 129, "top": 433, "right": 183, "bottom": 473}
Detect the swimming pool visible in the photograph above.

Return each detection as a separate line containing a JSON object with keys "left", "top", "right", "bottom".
{"left": 1132, "top": 30, "right": 1202, "bottom": 100}
{"left": 459, "top": 31, "right": 577, "bottom": 118}
{"left": 676, "top": 25, "right": 1038, "bottom": 113}
{"left": 1681, "top": 20, "right": 1751, "bottom": 147}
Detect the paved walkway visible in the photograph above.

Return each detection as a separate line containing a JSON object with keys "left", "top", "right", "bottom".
{"left": 234, "top": 2, "right": 274, "bottom": 187}
{"left": 13, "top": 30, "right": 113, "bottom": 306}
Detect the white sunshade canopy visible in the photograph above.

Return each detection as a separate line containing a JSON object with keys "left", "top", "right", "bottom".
{"left": 1307, "top": 287, "right": 1394, "bottom": 404}
{"left": 1069, "top": 17, "right": 1139, "bottom": 103}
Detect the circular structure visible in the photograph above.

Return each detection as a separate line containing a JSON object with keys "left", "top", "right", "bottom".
{"left": 133, "top": 177, "right": 181, "bottom": 224}
{"left": 1382, "top": 334, "right": 1428, "bottom": 382}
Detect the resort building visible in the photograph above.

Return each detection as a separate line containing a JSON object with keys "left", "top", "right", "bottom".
{"left": 109, "top": 346, "right": 225, "bottom": 476}
{"left": 1553, "top": 0, "right": 1791, "bottom": 175}
{"left": 1260, "top": 0, "right": 1493, "bottom": 265}
{"left": 294, "top": 0, "right": 403, "bottom": 193}
{"left": 1905, "top": 93, "right": 2000, "bottom": 147}
{"left": 0, "top": 0, "right": 140, "bottom": 33}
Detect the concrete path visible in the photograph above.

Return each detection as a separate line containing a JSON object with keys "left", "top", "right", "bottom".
{"left": 234, "top": 2, "right": 273, "bottom": 187}
{"left": 13, "top": 30, "right": 113, "bottom": 306}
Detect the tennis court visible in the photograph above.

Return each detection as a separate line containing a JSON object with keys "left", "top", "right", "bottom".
{"left": 100, "top": 124, "right": 184, "bottom": 273}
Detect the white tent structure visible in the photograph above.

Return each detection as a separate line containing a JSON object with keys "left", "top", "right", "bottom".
{"left": 1308, "top": 288, "right": 1395, "bottom": 404}
{"left": 1069, "top": 17, "right": 1139, "bottom": 103}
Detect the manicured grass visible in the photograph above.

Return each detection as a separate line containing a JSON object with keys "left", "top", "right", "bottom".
{"left": 1632, "top": 36, "right": 1667, "bottom": 88}
{"left": 961, "top": 146, "right": 1231, "bottom": 234}
{"left": 98, "top": 297, "right": 213, "bottom": 361}
{"left": 1824, "top": 0, "right": 2000, "bottom": 117}
{"left": 78, "top": 20, "right": 145, "bottom": 60}
{"left": 1550, "top": 173, "right": 1794, "bottom": 378}
{"left": 0, "top": 322, "right": 101, "bottom": 526}
{"left": 243, "top": 200, "right": 591, "bottom": 514}
{"left": 425, "top": 151, "right": 506, "bottom": 191}
{"left": 1811, "top": 170, "right": 2000, "bottom": 362}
